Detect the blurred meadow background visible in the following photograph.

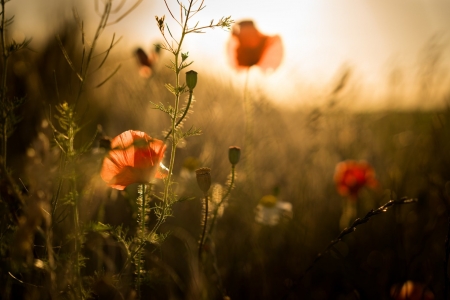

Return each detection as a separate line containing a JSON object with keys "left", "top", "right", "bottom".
{"left": 1, "top": 0, "right": 450, "bottom": 299}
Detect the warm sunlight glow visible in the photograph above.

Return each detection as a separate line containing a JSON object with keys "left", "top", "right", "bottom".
{"left": 7, "top": 0, "right": 450, "bottom": 108}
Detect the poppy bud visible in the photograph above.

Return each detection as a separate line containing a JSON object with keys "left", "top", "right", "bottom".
{"left": 228, "top": 146, "right": 241, "bottom": 165}
{"left": 195, "top": 167, "right": 211, "bottom": 193}
{"left": 186, "top": 70, "right": 198, "bottom": 91}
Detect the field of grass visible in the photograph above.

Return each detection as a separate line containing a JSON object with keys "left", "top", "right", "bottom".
{"left": 1, "top": 1, "right": 450, "bottom": 300}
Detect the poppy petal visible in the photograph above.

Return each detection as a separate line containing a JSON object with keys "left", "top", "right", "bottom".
{"left": 257, "top": 35, "right": 283, "bottom": 71}
{"left": 227, "top": 20, "right": 283, "bottom": 72}
{"left": 100, "top": 130, "right": 167, "bottom": 190}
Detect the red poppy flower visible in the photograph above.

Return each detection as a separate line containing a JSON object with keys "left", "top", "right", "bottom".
{"left": 227, "top": 20, "right": 283, "bottom": 72}
{"left": 334, "top": 160, "right": 378, "bottom": 199}
{"left": 390, "top": 281, "right": 435, "bottom": 300}
{"left": 100, "top": 130, "right": 167, "bottom": 190}
{"left": 135, "top": 44, "right": 161, "bottom": 78}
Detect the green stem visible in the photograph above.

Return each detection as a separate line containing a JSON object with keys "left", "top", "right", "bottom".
{"left": 74, "top": 1, "right": 112, "bottom": 111}
{"left": 198, "top": 193, "right": 208, "bottom": 262}
{"left": 164, "top": 90, "right": 193, "bottom": 141}
{"left": 208, "top": 165, "right": 235, "bottom": 237}
{"left": 51, "top": 153, "right": 67, "bottom": 224}
{"left": 0, "top": 0, "right": 9, "bottom": 168}
{"left": 149, "top": 1, "right": 195, "bottom": 238}
{"left": 136, "top": 184, "right": 146, "bottom": 299}
{"left": 72, "top": 179, "right": 83, "bottom": 299}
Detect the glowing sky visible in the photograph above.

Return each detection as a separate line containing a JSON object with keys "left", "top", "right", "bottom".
{"left": 6, "top": 0, "right": 450, "bottom": 106}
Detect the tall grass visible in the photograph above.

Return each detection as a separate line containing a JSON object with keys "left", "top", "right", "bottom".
{"left": 1, "top": 0, "right": 450, "bottom": 299}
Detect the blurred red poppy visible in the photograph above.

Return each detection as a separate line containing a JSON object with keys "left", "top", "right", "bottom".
{"left": 334, "top": 160, "right": 378, "bottom": 199}
{"left": 227, "top": 20, "right": 283, "bottom": 72}
{"left": 100, "top": 130, "right": 167, "bottom": 190}
{"left": 390, "top": 281, "right": 435, "bottom": 300}
{"left": 135, "top": 44, "right": 161, "bottom": 78}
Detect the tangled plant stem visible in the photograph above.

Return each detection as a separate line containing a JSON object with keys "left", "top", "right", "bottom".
{"left": 282, "top": 197, "right": 418, "bottom": 300}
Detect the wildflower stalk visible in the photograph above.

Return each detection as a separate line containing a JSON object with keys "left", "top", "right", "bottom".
{"left": 164, "top": 89, "right": 193, "bottom": 140}
{"left": 281, "top": 197, "right": 418, "bottom": 300}
{"left": 199, "top": 193, "right": 208, "bottom": 261}
{"left": 208, "top": 164, "right": 236, "bottom": 237}
{"left": 72, "top": 180, "right": 83, "bottom": 298}
{"left": 0, "top": 0, "right": 30, "bottom": 170}
{"left": 51, "top": 154, "right": 66, "bottom": 222}
{"left": 150, "top": 0, "right": 196, "bottom": 238}
{"left": 51, "top": 2, "right": 123, "bottom": 298}
{"left": 74, "top": 1, "right": 112, "bottom": 111}
{"left": 0, "top": 0, "right": 10, "bottom": 168}
{"left": 135, "top": 184, "right": 148, "bottom": 299}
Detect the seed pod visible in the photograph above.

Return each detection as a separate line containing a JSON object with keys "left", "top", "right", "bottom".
{"left": 228, "top": 146, "right": 241, "bottom": 165}
{"left": 195, "top": 167, "right": 211, "bottom": 193}
{"left": 186, "top": 70, "right": 198, "bottom": 91}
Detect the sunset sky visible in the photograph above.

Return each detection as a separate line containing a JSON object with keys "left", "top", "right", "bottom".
{"left": 6, "top": 0, "right": 450, "bottom": 107}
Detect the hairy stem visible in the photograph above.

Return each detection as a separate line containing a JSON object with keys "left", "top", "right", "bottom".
{"left": 208, "top": 164, "right": 235, "bottom": 237}
{"left": 136, "top": 184, "right": 147, "bottom": 299}
{"left": 150, "top": 0, "right": 195, "bottom": 238}
{"left": 198, "top": 194, "right": 208, "bottom": 262}
{"left": 164, "top": 90, "right": 193, "bottom": 141}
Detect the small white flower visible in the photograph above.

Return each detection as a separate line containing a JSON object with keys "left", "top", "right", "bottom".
{"left": 255, "top": 196, "right": 293, "bottom": 226}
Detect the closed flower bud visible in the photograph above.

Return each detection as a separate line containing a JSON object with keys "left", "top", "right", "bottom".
{"left": 228, "top": 146, "right": 241, "bottom": 165}
{"left": 195, "top": 167, "right": 211, "bottom": 193}
{"left": 186, "top": 70, "right": 198, "bottom": 91}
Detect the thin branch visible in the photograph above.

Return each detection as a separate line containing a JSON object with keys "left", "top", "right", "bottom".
{"left": 92, "top": 34, "right": 122, "bottom": 59}
{"left": 91, "top": 34, "right": 122, "bottom": 73}
{"left": 55, "top": 35, "right": 83, "bottom": 82}
{"left": 208, "top": 165, "right": 235, "bottom": 237}
{"left": 106, "top": 0, "right": 143, "bottom": 26}
{"left": 198, "top": 193, "right": 208, "bottom": 262}
{"left": 164, "top": 90, "right": 193, "bottom": 140}
{"left": 95, "top": 64, "right": 121, "bottom": 88}
{"left": 188, "top": 0, "right": 205, "bottom": 18}
{"left": 110, "top": 0, "right": 126, "bottom": 13}
{"left": 281, "top": 197, "right": 418, "bottom": 300}
{"left": 164, "top": 0, "right": 182, "bottom": 27}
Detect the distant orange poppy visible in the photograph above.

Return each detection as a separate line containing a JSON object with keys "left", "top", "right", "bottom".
{"left": 334, "top": 160, "right": 378, "bottom": 199}
{"left": 100, "top": 130, "right": 167, "bottom": 190}
{"left": 227, "top": 20, "right": 283, "bottom": 72}
{"left": 135, "top": 44, "right": 161, "bottom": 78}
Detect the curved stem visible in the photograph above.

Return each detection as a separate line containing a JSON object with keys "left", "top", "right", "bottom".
{"left": 198, "top": 193, "right": 208, "bottom": 262}
{"left": 136, "top": 184, "right": 146, "bottom": 299}
{"left": 281, "top": 197, "right": 418, "bottom": 300}
{"left": 164, "top": 90, "right": 193, "bottom": 141}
